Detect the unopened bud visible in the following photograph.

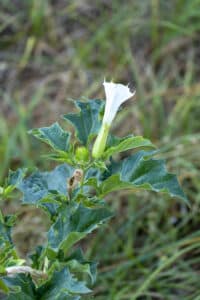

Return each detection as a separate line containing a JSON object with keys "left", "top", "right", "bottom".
{"left": 75, "top": 147, "right": 89, "bottom": 162}
{"left": 92, "top": 123, "right": 109, "bottom": 159}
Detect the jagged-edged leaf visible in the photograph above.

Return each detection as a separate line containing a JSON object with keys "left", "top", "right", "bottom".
{"left": 42, "top": 150, "right": 74, "bottom": 165}
{"left": 30, "top": 123, "right": 71, "bottom": 151}
{"left": 3, "top": 274, "right": 36, "bottom": 300}
{"left": 0, "top": 219, "right": 22, "bottom": 272}
{"left": 63, "top": 100, "right": 104, "bottom": 145}
{"left": 84, "top": 167, "right": 102, "bottom": 190}
{"left": 48, "top": 293, "right": 80, "bottom": 300}
{"left": 65, "top": 248, "right": 97, "bottom": 284}
{"left": 17, "top": 164, "right": 74, "bottom": 206}
{"left": 0, "top": 221, "right": 12, "bottom": 246}
{"left": 16, "top": 165, "right": 74, "bottom": 217}
{"left": 103, "top": 135, "right": 155, "bottom": 159}
{"left": 7, "top": 169, "right": 27, "bottom": 187}
{"left": 37, "top": 268, "right": 90, "bottom": 299}
{"left": 48, "top": 204, "right": 112, "bottom": 252}
{"left": 100, "top": 150, "right": 187, "bottom": 203}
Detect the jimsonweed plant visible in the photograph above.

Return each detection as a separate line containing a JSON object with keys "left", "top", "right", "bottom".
{"left": 0, "top": 81, "right": 187, "bottom": 299}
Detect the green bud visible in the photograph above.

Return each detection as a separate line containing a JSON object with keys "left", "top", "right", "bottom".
{"left": 75, "top": 146, "right": 89, "bottom": 162}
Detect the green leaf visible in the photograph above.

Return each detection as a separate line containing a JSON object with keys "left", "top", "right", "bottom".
{"left": 50, "top": 294, "right": 80, "bottom": 300}
{"left": 100, "top": 150, "right": 188, "bottom": 203}
{"left": 1, "top": 169, "right": 27, "bottom": 197}
{"left": 30, "top": 123, "right": 71, "bottom": 151}
{"left": 84, "top": 167, "right": 102, "bottom": 191}
{"left": 0, "top": 222, "right": 20, "bottom": 273}
{"left": 48, "top": 203, "right": 112, "bottom": 252}
{"left": 37, "top": 268, "right": 90, "bottom": 299}
{"left": 7, "top": 169, "right": 27, "bottom": 187}
{"left": 65, "top": 248, "right": 97, "bottom": 284}
{"left": 63, "top": 100, "right": 104, "bottom": 145}
{"left": 3, "top": 274, "right": 36, "bottom": 300}
{"left": 17, "top": 164, "right": 74, "bottom": 206}
{"left": 103, "top": 135, "right": 156, "bottom": 158}
{"left": 0, "top": 278, "right": 9, "bottom": 293}
{"left": 0, "top": 221, "right": 12, "bottom": 247}
{"left": 43, "top": 150, "right": 74, "bottom": 165}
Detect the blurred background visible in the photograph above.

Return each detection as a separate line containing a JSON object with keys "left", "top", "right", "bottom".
{"left": 0, "top": 0, "right": 200, "bottom": 299}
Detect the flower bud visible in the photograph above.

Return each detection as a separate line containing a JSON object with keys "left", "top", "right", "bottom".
{"left": 75, "top": 146, "right": 89, "bottom": 162}
{"left": 92, "top": 123, "right": 109, "bottom": 159}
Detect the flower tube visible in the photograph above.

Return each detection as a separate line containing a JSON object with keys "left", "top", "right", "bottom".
{"left": 92, "top": 81, "right": 135, "bottom": 158}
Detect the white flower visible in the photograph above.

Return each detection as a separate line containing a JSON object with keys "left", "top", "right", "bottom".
{"left": 102, "top": 81, "right": 135, "bottom": 125}
{"left": 92, "top": 81, "right": 135, "bottom": 158}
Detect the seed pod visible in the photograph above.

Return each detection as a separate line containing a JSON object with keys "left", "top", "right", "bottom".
{"left": 68, "top": 169, "right": 84, "bottom": 198}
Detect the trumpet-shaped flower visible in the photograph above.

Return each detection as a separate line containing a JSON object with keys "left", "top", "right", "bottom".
{"left": 92, "top": 81, "right": 135, "bottom": 158}
{"left": 102, "top": 81, "right": 135, "bottom": 125}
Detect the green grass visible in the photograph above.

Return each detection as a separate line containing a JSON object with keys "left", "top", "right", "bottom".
{"left": 0, "top": 0, "right": 200, "bottom": 299}
{"left": 0, "top": 87, "right": 46, "bottom": 180}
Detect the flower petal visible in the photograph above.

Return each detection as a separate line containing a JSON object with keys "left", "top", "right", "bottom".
{"left": 103, "top": 81, "right": 135, "bottom": 125}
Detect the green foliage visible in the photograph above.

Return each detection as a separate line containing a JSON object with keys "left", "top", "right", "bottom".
{"left": 0, "top": 219, "right": 12, "bottom": 246}
{"left": 103, "top": 135, "right": 155, "bottom": 159}
{"left": 18, "top": 164, "right": 73, "bottom": 205}
{"left": 63, "top": 100, "right": 104, "bottom": 146}
{"left": 47, "top": 204, "right": 112, "bottom": 252}
{"left": 2, "top": 268, "right": 89, "bottom": 300}
{"left": 37, "top": 268, "right": 91, "bottom": 299}
{"left": 100, "top": 150, "right": 187, "bottom": 202}
{"left": 0, "top": 99, "right": 187, "bottom": 299}
{"left": 1, "top": 1, "right": 200, "bottom": 298}
{"left": 30, "top": 123, "right": 71, "bottom": 152}
{"left": 4, "top": 275, "right": 36, "bottom": 300}
{"left": 7, "top": 169, "right": 27, "bottom": 187}
{"left": 0, "top": 169, "right": 27, "bottom": 199}
{"left": 65, "top": 248, "right": 97, "bottom": 284}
